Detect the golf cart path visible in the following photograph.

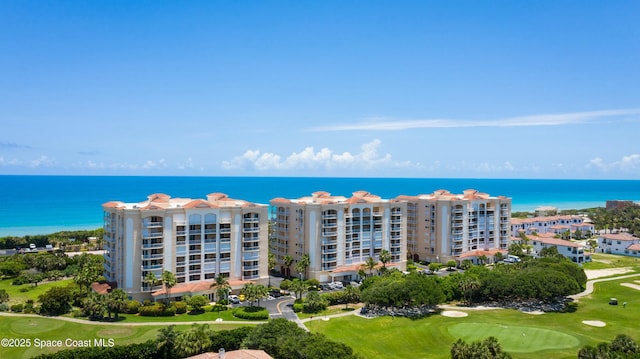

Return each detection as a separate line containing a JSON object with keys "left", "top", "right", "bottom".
{"left": 570, "top": 273, "right": 640, "bottom": 299}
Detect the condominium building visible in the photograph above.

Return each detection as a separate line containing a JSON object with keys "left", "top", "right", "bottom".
{"left": 103, "top": 193, "right": 268, "bottom": 301}
{"left": 270, "top": 191, "right": 407, "bottom": 282}
{"left": 396, "top": 189, "right": 512, "bottom": 264}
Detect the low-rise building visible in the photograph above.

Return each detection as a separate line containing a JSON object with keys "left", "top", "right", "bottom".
{"left": 598, "top": 233, "right": 640, "bottom": 257}
{"left": 511, "top": 215, "right": 594, "bottom": 238}
{"left": 528, "top": 233, "right": 587, "bottom": 264}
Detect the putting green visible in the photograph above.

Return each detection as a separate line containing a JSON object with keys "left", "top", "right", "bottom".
{"left": 448, "top": 322, "right": 580, "bottom": 353}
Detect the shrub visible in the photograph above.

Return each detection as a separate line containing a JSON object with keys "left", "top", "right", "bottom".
{"left": 322, "top": 291, "right": 348, "bottom": 306}
{"left": 23, "top": 307, "right": 34, "bottom": 314}
{"left": 11, "top": 303, "right": 23, "bottom": 312}
{"left": 232, "top": 306, "right": 269, "bottom": 320}
{"left": 280, "top": 279, "right": 292, "bottom": 291}
{"left": 126, "top": 300, "right": 141, "bottom": 314}
{"left": 71, "top": 309, "right": 84, "bottom": 318}
{"left": 292, "top": 303, "right": 303, "bottom": 313}
{"left": 138, "top": 303, "right": 177, "bottom": 317}
{"left": 564, "top": 301, "right": 578, "bottom": 313}
{"left": 19, "top": 287, "right": 30, "bottom": 293}
{"left": 0, "top": 303, "right": 9, "bottom": 312}
{"left": 174, "top": 301, "right": 187, "bottom": 314}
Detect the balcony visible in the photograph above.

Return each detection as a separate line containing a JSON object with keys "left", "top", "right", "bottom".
{"left": 142, "top": 253, "right": 164, "bottom": 260}
{"left": 323, "top": 248, "right": 337, "bottom": 254}
{"left": 244, "top": 217, "right": 261, "bottom": 223}
{"left": 243, "top": 227, "right": 260, "bottom": 233}
{"left": 142, "top": 263, "right": 163, "bottom": 271}
{"left": 142, "top": 242, "right": 163, "bottom": 249}
{"left": 143, "top": 231, "right": 163, "bottom": 239}
{"left": 144, "top": 221, "right": 163, "bottom": 228}
{"left": 243, "top": 264, "right": 260, "bottom": 271}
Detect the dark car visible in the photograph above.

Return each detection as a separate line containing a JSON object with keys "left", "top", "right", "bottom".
{"left": 269, "top": 290, "right": 282, "bottom": 298}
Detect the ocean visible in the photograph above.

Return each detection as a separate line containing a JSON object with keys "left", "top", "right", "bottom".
{"left": 1, "top": 175, "right": 639, "bottom": 237}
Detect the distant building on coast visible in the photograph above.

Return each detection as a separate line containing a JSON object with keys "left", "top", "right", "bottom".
{"left": 606, "top": 200, "right": 636, "bottom": 210}
{"left": 525, "top": 232, "right": 588, "bottom": 264}
{"left": 102, "top": 193, "right": 269, "bottom": 301}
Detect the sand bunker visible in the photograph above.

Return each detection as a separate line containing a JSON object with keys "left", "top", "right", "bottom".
{"left": 584, "top": 268, "right": 634, "bottom": 279}
{"left": 620, "top": 282, "right": 640, "bottom": 291}
{"left": 582, "top": 320, "right": 606, "bottom": 327}
{"left": 521, "top": 310, "right": 545, "bottom": 315}
{"left": 441, "top": 311, "right": 469, "bottom": 318}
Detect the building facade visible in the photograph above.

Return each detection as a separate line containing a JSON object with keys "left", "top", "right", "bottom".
{"left": 511, "top": 215, "right": 594, "bottom": 238}
{"left": 270, "top": 191, "right": 407, "bottom": 282}
{"left": 598, "top": 233, "right": 640, "bottom": 257}
{"left": 528, "top": 232, "right": 587, "bottom": 264}
{"left": 103, "top": 193, "right": 269, "bottom": 301}
{"left": 397, "top": 189, "right": 511, "bottom": 264}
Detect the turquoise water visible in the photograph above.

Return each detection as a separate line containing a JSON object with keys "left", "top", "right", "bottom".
{"left": 1, "top": 175, "right": 639, "bottom": 236}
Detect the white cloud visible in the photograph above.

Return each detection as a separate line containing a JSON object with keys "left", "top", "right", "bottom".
{"left": 586, "top": 154, "right": 640, "bottom": 172}
{"left": 222, "top": 139, "right": 417, "bottom": 172}
{"left": 309, "top": 108, "right": 640, "bottom": 132}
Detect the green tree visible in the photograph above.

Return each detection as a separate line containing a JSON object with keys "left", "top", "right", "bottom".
{"left": 343, "top": 285, "right": 360, "bottom": 309}
{"left": 364, "top": 256, "right": 377, "bottom": 276}
{"left": 156, "top": 324, "right": 178, "bottom": 359}
{"left": 428, "top": 262, "right": 441, "bottom": 273}
{"left": 161, "top": 270, "right": 177, "bottom": 302}
{"left": 105, "top": 288, "right": 128, "bottom": 319}
{"left": 283, "top": 255, "right": 294, "bottom": 277}
{"left": 451, "top": 336, "right": 512, "bottom": 359}
{"left": 187, "top": 295, "right": 209, "bottom": 313}
{"left": 460, "top": 259, "right": 473, "bottom": 270}
{"left": 587, "top": 239, "right": 598, "bottom": 252}
{"left": 289, "top": 278, "right": 307, "bottom": 301}
{"left": 379, "top": 249, "right": 391, "bottom": 268}
{"left": 175, "top": 323, "right": 212, "bottom": 358}
{"left": 267, "top": 252, "right": 277, "bottom": 287}
{"left": 295, "top": 254, "right": 310, "bottom": 280}
{"left": 494, "top": 252, "right": 504, "bottom": 263}
{"left": 211, "top": 275, "right": 230, "bottom": 303}
{"left": 39, "top": 286, "right": 73, "bottom": 315}
{"left": 303, "top": 290, "right": 327, "bottom": 313}
{"left": 82, "top": 291, "right": 105, "bottom": 320}
{"left": 446, "top": 260, "right": 457, "bottom": 270}
{"left": 0, "top": 289, "right": 9, "bottom": 304}
{"left": 144, "top": 271, "right": 159, "bottom": 293}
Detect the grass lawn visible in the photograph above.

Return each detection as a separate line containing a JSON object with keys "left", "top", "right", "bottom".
{"left": 70, "top": 308, "right": 265, "bottom": 323}
{"left": 585, "top": 253, "right": 640, "bottom": 269}
{"left": 0, "top": 315, "right": 251, "bottom": 359}
{"left": 297, "top": 304, "right": 362, "bottom": 319}
{"left": 0, "top": 278, "right": 74, "bottom": 305}
{"left": 307, "top": 274, "right": 640, "bottom": 359}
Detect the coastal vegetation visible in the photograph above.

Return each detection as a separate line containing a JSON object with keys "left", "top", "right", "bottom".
{"left": 0, "top": 229, "right": 104, "bottom": 250}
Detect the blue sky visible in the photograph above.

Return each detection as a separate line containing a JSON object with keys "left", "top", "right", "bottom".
{"left": 1, "top": 1, "right": 639, "bottom": 179}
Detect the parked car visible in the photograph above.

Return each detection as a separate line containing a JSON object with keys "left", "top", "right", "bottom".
{"left": 269, "top": 290, "right": 282, "bottom": 298}
{"left": 229, "top": 295, "right": 240, "bottom": 304}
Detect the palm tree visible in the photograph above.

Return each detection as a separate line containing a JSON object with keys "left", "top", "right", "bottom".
{"left": 587, "top": 239, "right": 598, "bottom": 253}
{"left": 283, "top": 255, "right": 294, "bottom": 278}
{"left": 494, "top": 252, "right": 504, "bottom": 263}
{"left": 379, "top": 249, "right": 391, "bottom": 268}
{"left": 295, "top": 254, "right": 310, "bottom": 280}
{"left": 175, "top": 323, "right": 212, "bottom": 358}
{"left": 267, "top": 252, "right": 277, "bottom": 287}
{"left": 460, "top": 276, "right": 480, "bottom": 306}
{"left": 161, "top": 270, "right": 177, "bottom": 303}
{"left": 254, "top": 284, "right": 269, "bottom": 307}
{"left": 364, "top": 256, "right": 377, "bottom": 277}
{"left": 105, "top": 288, "right": 128, "bottom": 319}
{"left": 478, "top": 255, "right": 488, "bottom": 266}
{"left": 157, "top": 325, "right": 177, "bottom": 359}
{"left": 210, "top": 275, "right": 230, "bottom": 303}
{"left": 145, "top": 271, "right": 159, "bottom": 294}
{"left": 343, "top": 285, "right": 359, "bottom": 309}
{"left": 289, "top": 278, "right": 307, "bottom": 301}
